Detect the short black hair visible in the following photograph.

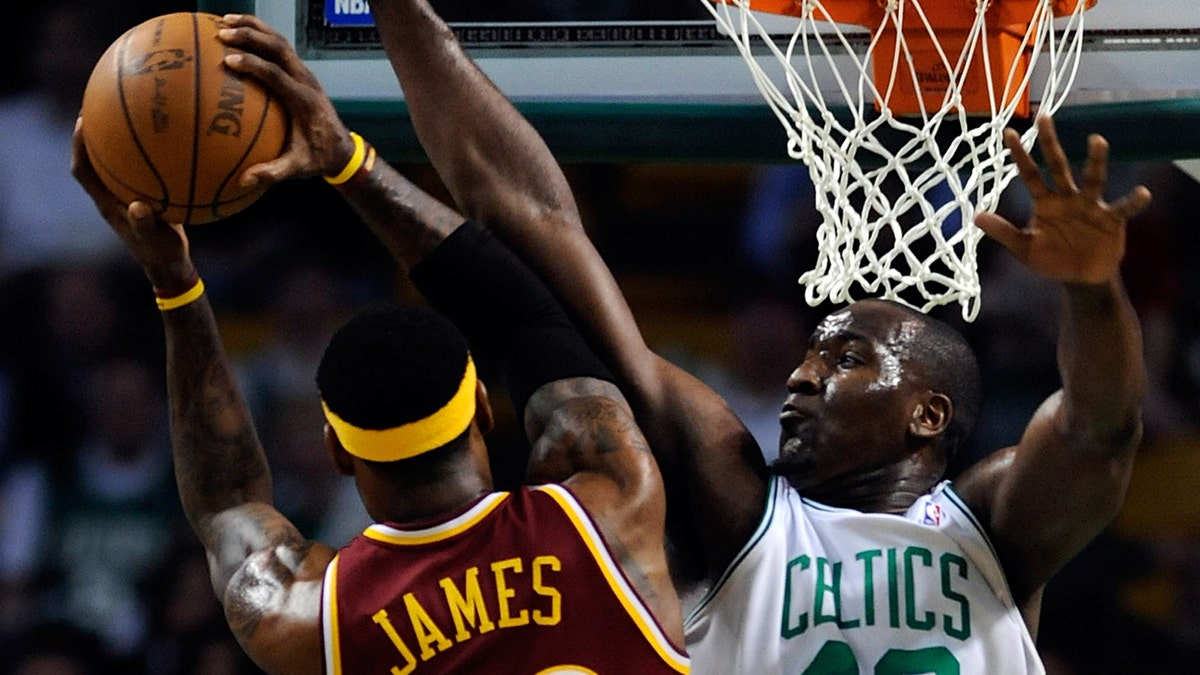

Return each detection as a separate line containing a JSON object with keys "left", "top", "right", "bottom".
{"left": 316, "top": 305, "right": 471, "bottom": 431}
{"left": 888, "top": 302, "right": 982, "bottom": 461}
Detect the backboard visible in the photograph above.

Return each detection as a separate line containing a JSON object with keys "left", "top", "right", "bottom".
{"left": 201, "top": 0, "right": 1200, "bottom": 162}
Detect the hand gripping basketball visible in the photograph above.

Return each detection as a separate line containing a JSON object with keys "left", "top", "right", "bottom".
{"left": 80, "top": 12, "right": 288, "bottom": 225}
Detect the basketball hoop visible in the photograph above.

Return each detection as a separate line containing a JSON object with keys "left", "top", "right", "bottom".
{"left": 703, "top": 0, "right": 1095, "bottom": 320}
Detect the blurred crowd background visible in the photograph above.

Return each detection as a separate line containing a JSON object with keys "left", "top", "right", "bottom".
{"left": 3, "top": 2, "right": 1200, "bottom": 673}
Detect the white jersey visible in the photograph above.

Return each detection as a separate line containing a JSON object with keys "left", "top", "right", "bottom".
{"left": 684, "top": 476, "right": 1044, "bottom": 674}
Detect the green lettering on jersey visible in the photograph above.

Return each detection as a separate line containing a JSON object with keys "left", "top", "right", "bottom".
{"left": 814, "top": 558, "right": 859, "bottom": 629}
{"left": 877, "top": 646, "right": 960, "bottom": 674}
{"left": 856, "top": 549, "right": 882, "bottom": 627}
{"left": 782, "top": 554, "right": 811, "bottom": 638}
{"left": 801, "top": 641, "right": 961, "bottom": 675}
{"left": 904, "top": 546, "right": 935, "bottom": 631}
{"left": 940, "top": 553, "right": 971, "bottom": 640}
{"left": 800, "top": 639, "right": 857, "bottom": 675}
{"left": 887, "top": 548, "right": 900, "bottom": 628}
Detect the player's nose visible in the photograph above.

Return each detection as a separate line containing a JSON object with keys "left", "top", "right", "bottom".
{"left": 786, "top": 357, "right": 823, "bottom": 395}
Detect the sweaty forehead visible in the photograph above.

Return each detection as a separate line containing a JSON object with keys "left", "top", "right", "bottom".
{"left": 811, "top": 301, "right": 923, "bottom": 347}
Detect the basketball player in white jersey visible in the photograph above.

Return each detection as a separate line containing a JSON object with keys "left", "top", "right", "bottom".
{"left": 216, "top": 3, "right": 1151, "bottom": 672}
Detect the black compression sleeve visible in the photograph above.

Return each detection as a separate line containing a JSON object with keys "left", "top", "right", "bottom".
{"left": 409, "top": 221, "right": 616, "bottom": 415}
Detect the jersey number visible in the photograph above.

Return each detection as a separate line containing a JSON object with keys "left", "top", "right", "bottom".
{"left": 800, "top": 641, "right": 959, "bottom": 675}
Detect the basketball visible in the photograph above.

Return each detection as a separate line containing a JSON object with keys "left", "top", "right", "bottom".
{"left": 80, "top": 12, "right": 288, "bottom": 225}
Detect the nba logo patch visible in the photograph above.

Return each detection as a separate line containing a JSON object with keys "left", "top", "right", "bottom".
{"left": 922, "top": 502, "right": 944, "bottom": 526}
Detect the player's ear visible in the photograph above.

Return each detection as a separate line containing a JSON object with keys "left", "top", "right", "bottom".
{"left": 474, "top": 379, "right": 494, "bottom": 436}
{"left": 325, "top": 423, "right": 356, "bottom": 476}
{"left": 909, "top": 391, "right": 952, "bottom": 439}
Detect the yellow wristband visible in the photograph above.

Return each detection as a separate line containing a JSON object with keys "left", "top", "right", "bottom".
{"left": 156, "top": 277, "right": 205, "bottom": 311}
{"left": 361, "top": 143, "right": 378, "bottom": 175}
{"left": 324, "top": 132, "right": 367, "bottom": 185}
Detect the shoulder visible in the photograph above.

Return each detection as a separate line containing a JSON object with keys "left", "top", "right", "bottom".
{"left": 947, "top": 445, "right": 1018, "bottom": 524}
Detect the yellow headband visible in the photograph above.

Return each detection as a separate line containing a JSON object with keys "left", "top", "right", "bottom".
{"left": 322, "top": 357, "right": 477, "bottom": 462}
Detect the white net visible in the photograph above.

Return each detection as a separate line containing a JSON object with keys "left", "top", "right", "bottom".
{"left": 702, "top": 0, "right": 1092, "bottom": 320}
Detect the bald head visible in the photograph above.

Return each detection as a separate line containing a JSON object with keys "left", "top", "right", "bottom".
{"left": 847, "top": 299, "right": 982, "bottom": 460}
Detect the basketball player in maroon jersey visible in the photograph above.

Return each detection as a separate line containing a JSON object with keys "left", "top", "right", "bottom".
{"left": 70, "top": 74, "right": 690, "bottom": 675}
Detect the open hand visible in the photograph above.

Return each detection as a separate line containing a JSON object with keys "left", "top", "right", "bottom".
{"left": 217, "top": 14, "right": 356, "bottom": 187}
{"left": 974, "top": 115, "right": 1152, "bottom": 285}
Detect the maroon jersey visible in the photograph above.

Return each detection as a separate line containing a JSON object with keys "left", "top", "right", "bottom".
{"left": 321, "top": 484, "right": 689, "bottom": 674}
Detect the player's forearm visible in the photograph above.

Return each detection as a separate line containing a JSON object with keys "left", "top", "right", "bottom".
{"left": 369, "top": 0, "right": 580, "bottom": 240}
{"left": 161, "top": 297, "right": 273, "bottom": 532}
{"left": 371, "top": 0, "right": 662, "bottom": 422}
{"left": 331, "top": 156, "right": 462, "bottom": 272}
{"left": 1056, "top": 276, "right": 1146, "bottom": 450}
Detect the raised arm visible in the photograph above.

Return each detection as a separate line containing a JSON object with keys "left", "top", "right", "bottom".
{"left": 216, "top": 17, "right": 685, "bottom": 635}
{"left": 371, "top": 0, "right": 772, "bottom": 580}
{"left": 219, "top": 10, "right": 769, "bottom": 584}
{"left": 363, "top": 0, "right": 699, "bottom": 411}
{"left": 960, "top": 115, "right": 1151, "bottom": 624}
{"left": 71, "top": 123, "right": 330, "bottom": 675}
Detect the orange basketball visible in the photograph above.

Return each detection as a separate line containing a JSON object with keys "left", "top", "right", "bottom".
{"left": 80, "top": 12, "right": 287, "bottom": 225}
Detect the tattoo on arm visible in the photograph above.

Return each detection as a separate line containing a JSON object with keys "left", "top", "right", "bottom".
{"left": 526, "top": 377, "right": 651, "bottom": 481}
{"left": 163, "top": 301, "right": 273, "bottom": 536}
{"left": 569, "top": 401, "right": 652, "bottom": 459}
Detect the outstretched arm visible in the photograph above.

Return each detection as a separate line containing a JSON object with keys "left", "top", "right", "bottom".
{"left": 220, "top": 9, "right": 770, "bottom": 585}
{"left": 959, "top": 115, "right": 1150, "bottom": 626}
{"left": 71, "top": 124, "right": 330, "bottom": 674}
{"left": 364, "top": 0, "right": 670, "bottom": 402}
{"left": 217, "top": 17, "right": 685, "bottom": 637}
{"left": 376, "top": 0, "right": 772, "bottom": 582}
